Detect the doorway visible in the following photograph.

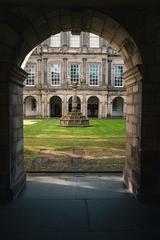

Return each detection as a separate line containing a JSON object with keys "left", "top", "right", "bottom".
{"left": 50, "top": 96, "right": 62, "bottom": 117}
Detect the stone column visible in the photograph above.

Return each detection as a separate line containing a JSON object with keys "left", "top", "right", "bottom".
{"left": 102, "top": 58, "right": 106, "bottom": 85}
{"left": 82, "top": 32, "right": 88, "bottom": 47}
{"left": 99, "top": 100, "right": 102, "bottom": 118}
{"left": 82, "top": 94, "right": 86, "bottom": 116}
{"left": 43, "top": 92, "right": 49, "bottom": 117}
{"left": 108, "top": 59, "right": 112, "bottom": 86}
{"left": 123, "top": 100, "right": 126, "bottom": 118}
{"left": 41, "top": 93, "right": 45, "bottom": 118}
{"left": 63, "top": 94, "right": 67, "bottom": 116}
{"left": 101, "top": 95, "right": 106, "bottom": 118}
{"left": 0, "top": 64, "right": 27, "bottom": 201}
{"left": 47, "top": 98, "right": 50, "bottom": 118}
{"left": 123, "top": 65, "right": 142, "bottom": 199}
{"left": 104, "top": 100, "right": 108, "bottom": 118}
{"left": 43, "top": 58, "right": 48, "bottom": 86}
{"left": 107, "top": 95, "right": 112, "bottom": 117}
{"left": 63, "top": 58, "right": 67, "bottom": 84}
{"left": 37, "top": 58, "right": 42, "bottom": 87}
{"left": 62, "top": 32, "right": 68, "bottom": 47}
{"left": 37, "top": 95, "right": 41, "bottom": 117}
{"left": 39, "top": 93, "right": 43, "bottom": 118}
{"left": 82, "top": 58, "right": 87, "bottom": 84}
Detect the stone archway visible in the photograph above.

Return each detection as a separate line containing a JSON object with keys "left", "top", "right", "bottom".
{"left": 112, "top": 97, "right": 124, "bottom": 117}
{"left": 68, "top": 96, "right": 81, "bottom": 112}
{"left": 87, "top": 96, "right": 99, "bottom": 118}
{"left": 24, "top": 96, "right": 37, "bottom": 118}
{"left": 1, "top": 7, "right": 151, "bottom": 201}
{"left": 50, "top": 96, "right": 62, "bottom": 117}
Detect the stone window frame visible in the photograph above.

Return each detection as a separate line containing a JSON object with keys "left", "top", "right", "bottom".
{"left": 88, "top": 63, "right": 100, "bottom": 86}
{"left": 49, "top": 63, "right": 62, "bottom": 86}
{"left": 87, "top": 62, "right": 102, "bottom": 86}
{"left": 68, "top": 62, "right": 81, "bottom": 84}
{"left": 111, "top": 63, "right": 124, "bottom": 87}
{"left": 25, "top": 62, "right": 37, "bottom": 86}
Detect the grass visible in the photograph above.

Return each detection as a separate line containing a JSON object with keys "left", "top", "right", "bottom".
{"left": 24, "top": 119, "right": 126, "bottom": 172}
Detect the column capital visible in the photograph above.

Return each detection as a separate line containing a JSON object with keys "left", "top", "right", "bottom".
{"left": 123, "top": 64, "right": 143, "bottom": 87}
{"left": 10, "top": 65, "right": 28, "bottom": 86}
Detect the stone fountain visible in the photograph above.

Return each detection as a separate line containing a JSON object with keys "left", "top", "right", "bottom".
{"left": 60, "top": 82, "right": 90, "bottom": 127}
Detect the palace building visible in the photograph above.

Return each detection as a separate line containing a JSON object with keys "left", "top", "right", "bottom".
{"left": 23, "top": 32, "right": 126, "bottom": 118}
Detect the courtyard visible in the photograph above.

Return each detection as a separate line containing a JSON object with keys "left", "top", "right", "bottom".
{"left": 24, "top": 119, "right": 126, "bottom": 172}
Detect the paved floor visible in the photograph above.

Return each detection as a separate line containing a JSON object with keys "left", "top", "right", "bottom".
{"left": 0, "top": 173, "right": 160, "bottom": 240}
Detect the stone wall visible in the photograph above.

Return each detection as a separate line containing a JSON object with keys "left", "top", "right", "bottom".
{"left": 123, "top": 65, "right": 142, "bottom": 197}
{"left": 0, "top": 65, "right": 27, "bottom": 200}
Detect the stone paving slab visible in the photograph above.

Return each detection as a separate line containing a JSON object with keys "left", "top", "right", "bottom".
{"left": 0, "top": 174, "right": 160, "bottom": 240}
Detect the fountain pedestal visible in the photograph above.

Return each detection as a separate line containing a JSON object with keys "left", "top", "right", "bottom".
{"left": 60, "top": 82, "right": 90, "bottom": 127}
{"left": 60, "top": 111, "right": 90, "bottom": 127}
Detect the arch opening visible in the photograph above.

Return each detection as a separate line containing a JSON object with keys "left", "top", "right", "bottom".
{"left": 68, "top": 96, "right": 81, "bottom": 113}
{"left": 112, "top": 97, "right": 124, "bottom": 117}
{"left": 24, "top": 96, "right": 37, "bottom": 118}
{"left": 50, "top": 96, "right": 62, "bottom": 117}
{"left": 0, "top": 8, "right": 145, "bottom": 201}
{"left": 87, "top": 96, "right": 99, "bottom": 118}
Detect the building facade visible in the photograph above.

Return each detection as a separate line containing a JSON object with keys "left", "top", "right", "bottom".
{"left": 23, "top": 32, "right": 126, "bottom": 118}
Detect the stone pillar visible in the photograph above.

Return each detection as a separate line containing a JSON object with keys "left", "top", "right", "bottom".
{"left": 63, "top": 58, "right": 67, "bottom": 84}
{"left": 39, "top": 93, "right": 43, "bottom": 118}
{"left": 63, "top": 94, "right": 67, "bottom": 116}
{"left": 139, "top": 64, "right": 160, "bottom": 200}
{"left": 37, "top": 58, "right": 42, "bottom": 87}
{"left": 107, "top": 95, "right": 112, "bottom": 117}
{"left": 99, "top": 100, "right": 102, "bottom": 118}
{"left": 44, "top": 92, "right": 49, "bottom": 117}
{"left": 47, "top": 98, "right": 50, "bottom": 118}
{"left": 82, "top": 95, "right": 87, "bottom": 116}
{"left": 101, "top": 95, "right": 106, "bottom": 118}
{"left": 104, "top": 100, "right": 108, "bottom": 118}
{"left": 102, "top": 58, "right": 106, "bottom": 85}
{"left": 108, "top": 59, "right": 112, "bottom": 86}
{"left": 82, "top": 32, "right": 88, "bottom": 47}
{"left": 82, "top": 58, "right": 87, "bottom": 84}
{"left": 41, "top": 94, "right": 45, "bottom": 118}
{"left": 123, "top": 65, "right": 142, "bottom": 199}
{"left": 62, "top": 32, "right": 68, "bottom": 47}
{"left": 123, "top": 100, "right": 126, "bottom": 118}
{"left": 0, "top": 64, "right": 27, "bottom": 201}
{"left": 37, "top": 95, "right": 41, "bottom": 118}
{"left": 43, "top": 58, "right": 48, "bottom": 86}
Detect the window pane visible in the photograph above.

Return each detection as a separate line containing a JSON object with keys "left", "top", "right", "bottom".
{"left": 89, "top": 33, "right": 99, "bottom": 48}
{"left": 51, "top": 33, "right": 61, "bottom": 47}
{"left": 50, "top": 64, "right": 61, "bottom": 85}
{"left": 89, "top": 64, "right": 99, "bottom": 86}
{"left": 70, "top": 64, "right": 80, "bottom": 84}
{"left": 25, "top": 64, "right": 36, "bottom": 86}
{"left": 70, "top": 34, "right": 80, "bottom": 47}
{"left": 114, "top": 66, "right": 123, "bottom": 86}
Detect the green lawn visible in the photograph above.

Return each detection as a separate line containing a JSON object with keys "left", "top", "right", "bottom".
{"left": 24, "top": 119, "right": 126, "bottom": 172}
